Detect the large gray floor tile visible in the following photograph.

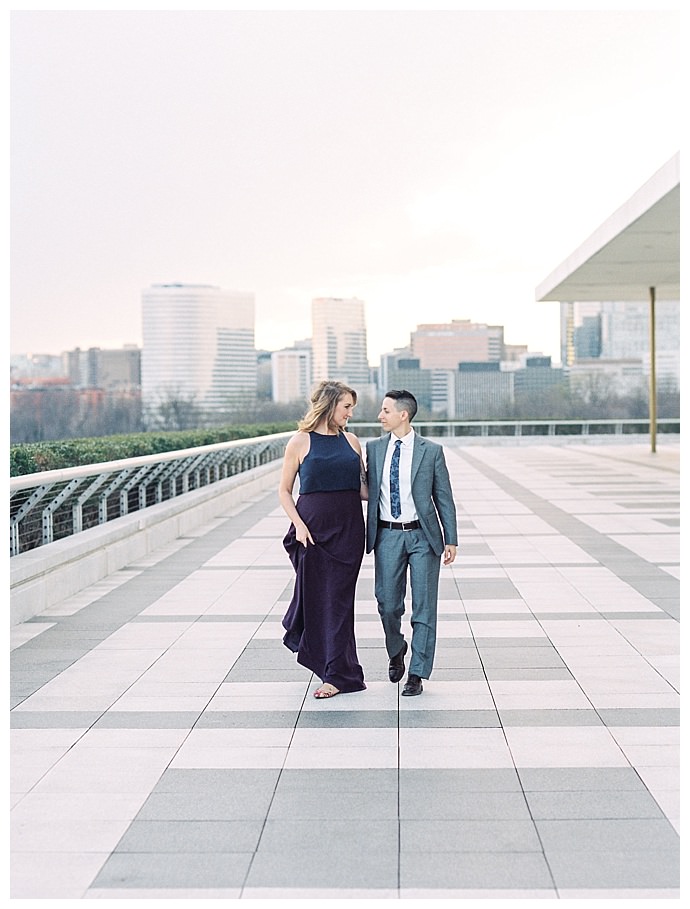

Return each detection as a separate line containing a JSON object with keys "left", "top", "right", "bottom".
{"left": 267, "top": 789, "right": 400, "bottom": 820}
{"left": 93, "top": 852, "right": 253, "bottom": 889}
{"left": 400, "top": 851, "right": 554, "bottom": 889}
{"left": 525, "top": 789, "right": 664, "bottom": 819}
{"left": 276, "top": 768, "right": 399, "bottom": 792}
{"left": 478, "top": 647, "right": 565, "bottom": 667}
{"left": 115, "top": 819, "right": 264, "bottom": 853}
{"left": 399, "top": 790, "right": 531, "bottom": 820}
{"left": 296, "top": 709, "right": 398, "bottom": 728}
{"left": 399, "top": 768, "right": 522, "bottom": 793}
{"left": 401, "top": 818, "right": 542, "bottom": 852}
{"left": 245, "top": 849, "right": 399, "bottom": 889}
{"left": 258, "top": 818, "right": 399, "bottom": 852}
{"left": 547, "top": 848, "right": 680, "bottom": 889}
{"left": 400, "top": 709, "right": 499, "bottom": 727}
{"left": 517, "top": 767, "right": 647, "bottom": 791}
{"left": 151, "top": 768, "right": 282, "bottom": 792}
{"left": 136, "top": 791, "right": 276, "bottom": 821}
{"left": 535, "top": 818, "right": 679, "bottom": 852}
{"left": 498, "top": 709, "right": 602, "bottom": 726}
{"left": 196, "top": 710, "right": 300, "bottom": 728}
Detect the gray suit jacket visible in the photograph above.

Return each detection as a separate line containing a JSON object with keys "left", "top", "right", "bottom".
{"left": 365, "top": 433, "right": 458, "bottom": 556}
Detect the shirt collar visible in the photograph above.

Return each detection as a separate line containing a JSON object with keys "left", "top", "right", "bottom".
{"left": 389, "top": 429, "right": 415, "bottom": 448}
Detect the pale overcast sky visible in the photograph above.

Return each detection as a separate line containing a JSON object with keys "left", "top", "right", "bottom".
{"left": 10, "top": 7, "right": 680, "bottom": 365}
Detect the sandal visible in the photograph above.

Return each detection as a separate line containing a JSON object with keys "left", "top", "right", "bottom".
{"left": 313, "top": 683, "right": 340, "bottom": 699}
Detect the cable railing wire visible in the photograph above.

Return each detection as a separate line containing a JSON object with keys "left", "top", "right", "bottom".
{"left": 10, "top": 432, "right": 292, "bottom": 557}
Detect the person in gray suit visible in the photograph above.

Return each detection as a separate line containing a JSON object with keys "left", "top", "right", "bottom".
{"left": 365, "top": 390, "right": 457, "bottom": 696}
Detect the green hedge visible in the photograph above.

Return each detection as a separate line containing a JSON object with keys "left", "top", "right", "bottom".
{"left": 10, "top": 423, "right": 296, "bottom": 477}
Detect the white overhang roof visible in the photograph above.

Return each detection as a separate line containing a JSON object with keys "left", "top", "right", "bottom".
{"left": 536, "top": 152, "right": 680, "bottom": 303}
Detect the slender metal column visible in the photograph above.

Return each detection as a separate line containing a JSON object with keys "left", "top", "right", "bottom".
{"left": 649, "top": 286, "right": 657, "bottom": 454}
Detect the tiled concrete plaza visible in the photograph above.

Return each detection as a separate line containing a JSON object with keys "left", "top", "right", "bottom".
{"left": 10, "top": 440, "right": 680, "bottom": 899}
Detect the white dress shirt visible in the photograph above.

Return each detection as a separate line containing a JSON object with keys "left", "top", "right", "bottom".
{"left": 379, "top": 430, "right": 418, "bottom": 522}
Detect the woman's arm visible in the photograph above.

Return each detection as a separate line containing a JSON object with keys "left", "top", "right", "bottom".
{"left": 346, "top": 432, "right": 369, "bottom": 501}
{"left": 278, "top": 433, "right": 314, "bottom": 546}
{"left": 359, "top": 455, "right": 369, "bottom": 501}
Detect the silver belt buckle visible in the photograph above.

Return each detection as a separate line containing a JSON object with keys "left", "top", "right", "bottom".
{"left": 402, "top": 521, "right": 412, "bottom": 531}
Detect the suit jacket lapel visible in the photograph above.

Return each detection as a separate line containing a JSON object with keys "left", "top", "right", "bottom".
{"left": 411, "top": 434, "right": 426, "bottom": 485}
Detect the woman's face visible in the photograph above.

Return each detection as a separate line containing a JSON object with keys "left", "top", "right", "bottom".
{"left": 332, "top": 393, "right": 355, "bottom": 429}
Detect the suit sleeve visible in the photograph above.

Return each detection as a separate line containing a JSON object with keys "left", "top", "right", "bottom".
{"left": 432, "top": 447, "right": 458, "bottom": 546}
{"left": 364, "top": 440, "right": 378, "bottom": 553}
{"left": 365, "top": 440, "right": 372, "bottom": 476}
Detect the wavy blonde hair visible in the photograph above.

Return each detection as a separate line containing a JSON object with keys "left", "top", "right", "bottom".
{"left": 298, "top": 380, "right": 358, "bottom": 433}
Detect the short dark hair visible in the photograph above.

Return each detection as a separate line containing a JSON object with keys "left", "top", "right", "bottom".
{"left": 384, "top": 389, "right": 418, "bottom": 421}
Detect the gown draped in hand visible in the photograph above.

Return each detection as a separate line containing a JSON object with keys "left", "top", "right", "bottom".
{"left": 282, "top": 430, "right": 366, "bottom": 692}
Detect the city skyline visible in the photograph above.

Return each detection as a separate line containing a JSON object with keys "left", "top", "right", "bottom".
{"left": 12, "top": 296, "right": 681, "bottom": 375}
{"left": 11, "top": 300, "right": 547, "bottom": 369}
{"left": 10, "top": 10, "right": 680, "bottom": 364}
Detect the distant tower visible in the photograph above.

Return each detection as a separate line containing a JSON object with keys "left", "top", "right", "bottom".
{"left": 411, "top": 319, "right": 504, "bottom": 369}
{"left": 560, "top": 299, "right": 679, "bottom": 387}
{"left": 271, "top": 342, "right": 312, "bottom": 403}
{"left": 141, "top": 284, "right": 256, "bottom": 413}
{"left": 311, "top": 297, "right": 370, "bottom": 387}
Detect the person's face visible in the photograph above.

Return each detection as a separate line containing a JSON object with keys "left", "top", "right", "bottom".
{"left": 378, "top": 397, "right": 406, "bottom": 436}
{"left": 333, "top": 393, "right": 355, "bottom": 429}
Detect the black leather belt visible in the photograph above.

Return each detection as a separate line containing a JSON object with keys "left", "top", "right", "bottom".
{"left": 378, "top": 519, "right": 420, "bottom": 531}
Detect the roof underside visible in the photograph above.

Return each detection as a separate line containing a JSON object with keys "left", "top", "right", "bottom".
{"left": 536, "top": 153, "right": 680, "bottom": 303}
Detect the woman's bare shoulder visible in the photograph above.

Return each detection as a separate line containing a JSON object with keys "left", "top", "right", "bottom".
{"left": 344, "top": 431, "right": 362, "bottom": 454}
{"left": 286, "top": 430, "right": 310, "bottom": 455}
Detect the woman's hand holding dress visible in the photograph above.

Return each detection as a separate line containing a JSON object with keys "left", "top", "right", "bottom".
{"left": 295, "top": 520, "right": 314, "bottom": 547}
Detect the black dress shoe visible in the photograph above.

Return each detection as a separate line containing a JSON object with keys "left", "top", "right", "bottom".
{"left": 402, "top": 673, "right": 423, "bottom": 696}
{"left": 388, "top": 641, "right": 408, "bottom": 683}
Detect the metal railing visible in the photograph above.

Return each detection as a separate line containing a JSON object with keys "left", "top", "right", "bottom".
{"left": 10, "top": 432, "right": 292, "bottom": 557}
{"left": 351, "top": 418, "right": 680, "bottom": 438}
{"left": 9, "top": 419, "right": 679, "bottom": 557}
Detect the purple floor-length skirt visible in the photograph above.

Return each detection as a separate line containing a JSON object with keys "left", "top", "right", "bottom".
{"left": 282, "top": 489, "right": 366, "bottom": 692}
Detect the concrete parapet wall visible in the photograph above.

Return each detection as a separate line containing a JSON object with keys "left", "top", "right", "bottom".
{"left": 10, "top": 461, "right": 282, "bottom": 626}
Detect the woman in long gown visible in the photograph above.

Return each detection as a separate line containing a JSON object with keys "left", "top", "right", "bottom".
{"left": 279, "top": 380, "right": 368, "bottom": 699}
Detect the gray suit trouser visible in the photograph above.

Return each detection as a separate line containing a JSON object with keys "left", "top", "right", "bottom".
{"left": 374, "top": 527, "right": 441, "bottom": 679}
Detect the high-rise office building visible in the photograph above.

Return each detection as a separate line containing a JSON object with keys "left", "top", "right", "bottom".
{"left": 513, "top": 356, "right": 566, "bottom": 404}
{"left": 311, "top": 297, "right": 370, "bottom": 387}
{"left": 379, "top": 347, "right": 454, "bottom": 415}
{"left": 561, "top": 300, "right": 680, "bottom": 371}
{"left": 430, "top": 370, "right": 457, "bottom": 417}
{"left": 272, "top": 342, "right": 312, "bottom": 403}
{"left": 256, "top": 350, "right": 273, "bottom": 401}
{"left": 10, "top": 354, "right": 64, "bottom": 384}
{"left": 600, "top": 300, "right": 679, "bottom": 360}
{"left": 455, "top": 362, "right": 513, "bottom": 419}
{"left": 141, "top": 284, "right": 256, "bottom": 412}
{"left": 378, "top": 348, "right": 414, "bottom": 397}
{"left": 411, "top": 320, "right": 504, "bottom": 370}
{"left": 378, "top": 347, "right": 435, "bottom": 409}
{"left": 63, "top": 346, "right": 141, "bottom": 390}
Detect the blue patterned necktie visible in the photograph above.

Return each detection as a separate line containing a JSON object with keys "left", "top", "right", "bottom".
{"left": 390, "top": 439, "right": 402, "bottom": 519}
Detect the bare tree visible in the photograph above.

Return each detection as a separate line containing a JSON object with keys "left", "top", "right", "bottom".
{"left": 143, "top": 391, "right": 205, "bottom": 431}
